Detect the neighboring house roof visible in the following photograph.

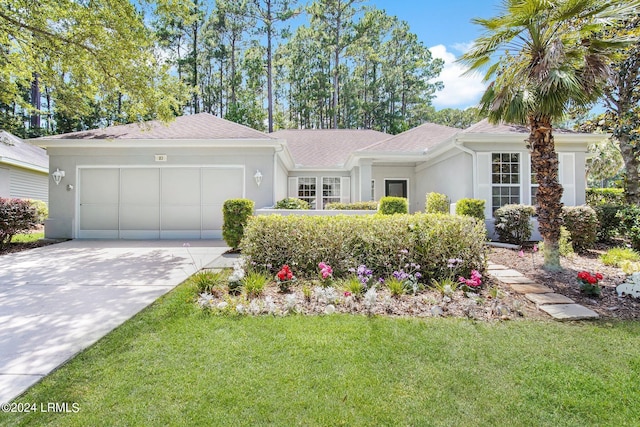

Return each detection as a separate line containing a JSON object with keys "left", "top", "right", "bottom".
{"left": 359, "top": 122, "right": 460, "bottom": 153}
{"left": 0, "top": 130, "right": 48, "bottom": 172}
{"left": 463, "top": 118, "right": 578, "bottom": 134}
{"left": 43, "top": 113, "right": 275, "bottom": 140}
{"left": 271, "top": 129, "right": 390, "bottom": 168}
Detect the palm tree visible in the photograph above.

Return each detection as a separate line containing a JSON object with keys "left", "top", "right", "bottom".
{"left": 459, "top": 0, "right": 638, "bottom": 270}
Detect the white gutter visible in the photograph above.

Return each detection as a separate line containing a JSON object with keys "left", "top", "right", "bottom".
{"left": 0, "top": 157, "right": 49, "bottom": 174}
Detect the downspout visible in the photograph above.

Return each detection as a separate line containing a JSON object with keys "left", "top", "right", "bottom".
{"left": 273, "top": 143, "right": 285, "bottom": 207}
{"left": 454, "top": 138, "right": 477, "bottom": 198}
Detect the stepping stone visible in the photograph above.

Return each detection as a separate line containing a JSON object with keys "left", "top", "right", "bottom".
{"left": 488, "top": 269, "right": 523, "bottom": 277}
{"left": 496, "top": 276, "right": 538, "bottom": 285}
{"left": 510, "top": 284, "right": 553, "bottom": 294}
{"left": 539, "top": 304, "right": 599, "bottom": 321}
{"left": 525, "top": 293, "right": 574, "bottom": 305}
{"left": 487, "top": 263, "right": 509, "bottom": 270}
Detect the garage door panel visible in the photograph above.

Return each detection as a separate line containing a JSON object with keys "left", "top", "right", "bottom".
{"left": 80, "top": 169, "right": 119, "bottom": 204}
{"left": 80, "top": 205, "right": 119, "bottom": 230}
{"left": 121, "top": 169, "right": 159, "bottom": 204}
{"left": 162, "top": 205, "right": 200, "bottom": 230}
{"left": 120, "top": 205, "right": 160, "bottom": 230}
{"left": 162, "top": 169, "right": 200, "bottom": 205}
{"left": 202, "top": 168, "right": 243, "bottom": 203}
{"left": 202, "top": 205, "right": 223, "bottom": 230}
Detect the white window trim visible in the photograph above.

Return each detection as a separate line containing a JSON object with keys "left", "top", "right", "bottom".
{"left": 321, "top": 176, "right": 342, "bottom": 209}
{"left": 490, "top": 152, "right": 523, "bottom": 213}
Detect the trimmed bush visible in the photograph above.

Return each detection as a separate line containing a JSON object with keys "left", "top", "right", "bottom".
{"left": 594, "top": 205, "right": 623, "bottom": 242}
{"left": 222, "top": 198, "right": 254, "bottom": 250}
{"left": 455, "top": 198, "right": 485, "bottom": 222}
{"left": 325, "top": 201, "right": 378, "bottom": 210}
{"left": 425, "top": 192, "right": 449, "bottom": 214}
{"left": 274, "top": 197, "right": 310, "bottom": 210}
{"left": 493, "top": 204, "right": 536, "bottom": 245}
{"left": 0, "top": 198, "right": 38, "bottom": 249}
{"left": 27, "top": 199, "right": 48, "bottom": 224}
{"left": 617, "top": 205, "right": 640, "bottom": 251}
{"left": 379, "top": 197, "right": 408, "bottom": 215}
{"left": 562, "top": 205, "right": 598, "bottom": 252}
{"left": 586, "top": 188, "right": 625, "bottom": 207}
{"left": 241, "top": 213, "right": 486, "bottom": 282}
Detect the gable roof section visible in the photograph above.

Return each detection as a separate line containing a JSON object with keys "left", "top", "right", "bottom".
{"left": 0, "top": 131, "right": 48, "bottom": 172}
{"left": 271, "top": 129, "right": 390, "bottom": 168}
{"left": 359, "top": 122, "right": 460, "bottom": 154}
{"left": 463, "top": 118, "right": 578, "bottom": 134}
{"left": 43, "top": 113, "right": 274, "bottom": 140}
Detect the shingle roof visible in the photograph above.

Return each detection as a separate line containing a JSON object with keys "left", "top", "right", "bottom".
{"left": 463, "top": 118, "right": 578, "bottom": 134}
{"left": 43, "top": 113, "right": 274, "bottom": 140}
{"left": 0, "top": 131, "right": 48, "bottom": 170}
{"left": 270, "top": 129, "right": 390, "bottom": 167}
{"left": 359, "top": 122, "right": 460, "bottom": 153}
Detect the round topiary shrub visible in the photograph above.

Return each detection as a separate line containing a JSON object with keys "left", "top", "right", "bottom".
{"left": 274, "top": 197, "right": 310, "bottom": 210}
{"left": 222, "top": 198, "right": 254, "bottom": 250}
{"left": 425, "top": 192, "right": 449, "bottom": 214}
{"left": 493, "top": 204, "right": 536, "bottom": 245}
{"left": 455, "top": 198, "right": 485, "bottom": 222}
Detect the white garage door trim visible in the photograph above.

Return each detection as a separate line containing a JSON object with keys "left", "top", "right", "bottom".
{"left": 76, "top": 165, "right": 245, "bottom": 239}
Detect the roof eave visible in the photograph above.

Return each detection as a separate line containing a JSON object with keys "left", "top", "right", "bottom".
{"left": 0, "top": 156, "right": 48, "bottom": 173}
{"left": 34, "top": 138, "right": 281, "bottom": 149}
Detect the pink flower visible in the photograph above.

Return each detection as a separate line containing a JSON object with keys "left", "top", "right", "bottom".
{"left": 518, "top": 250, "right": 524, "bottom": 257}
{"left": 319, "top": 261, "right": 333, "bottom": 279}
{"left": 533, "top": 244, "right": 538, "bottom": 252}
{"left": 344, "top": 291, "right": 352, "bottom": 297}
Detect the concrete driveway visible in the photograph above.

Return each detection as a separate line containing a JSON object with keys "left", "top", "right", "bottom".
{"left": 0, "top": 239, "right": 229, "bottom": 404}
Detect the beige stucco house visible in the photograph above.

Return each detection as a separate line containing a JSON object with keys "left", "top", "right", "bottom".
{"left": 36, "top": 113, "right": 602, "bottom": 240}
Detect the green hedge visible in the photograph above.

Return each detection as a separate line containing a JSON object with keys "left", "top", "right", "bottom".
{"left": 325, "top": 201, "right": 378, "bottom": 210}
{"left": 241, "top": 213, "right": 486, "bottom": 281}
{"left": 586, "top": 188, "right": 624, "bottom": 206}
{"left": 594, "top": 205, "right": 623, "bottom": 242}
{"left": 562, "top": 206, "right": 598, "bottom": 252}
{"left": 222, "top": 199, "right": 254, "bottom": 249}
{"left": 494, "top": 204, "right": 536, "bottom": 244}
{"left": 455, "top": 198, "right": 485, "bottom": 222}
{"left": 425, "top": 192, "right": 449, "bottom": 214}
{"left": 274, "top": 198, "right": 310, "bottom": 210}
{"left": 379, "top": 197, "right": 408, "bottom": 215}
{"left": 617, "top": 205, "right": 640, "bottom": 251}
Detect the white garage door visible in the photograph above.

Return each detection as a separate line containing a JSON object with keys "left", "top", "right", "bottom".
{"left": 78, "top": 167, "right": 244, "bottom": 239}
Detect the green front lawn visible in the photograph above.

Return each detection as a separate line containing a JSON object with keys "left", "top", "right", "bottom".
{"left": 10, "top": 232, "right": 44, "bottom": 243}
{"left": 2, "top": 282, "right": 640, "bottom": 426}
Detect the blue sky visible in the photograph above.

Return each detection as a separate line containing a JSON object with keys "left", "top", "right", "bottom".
{"left": 366, "top": 0, "right": 503, "bottom": 110}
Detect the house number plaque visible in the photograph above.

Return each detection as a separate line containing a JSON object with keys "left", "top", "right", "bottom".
{"left": 155, "top": 154, "right": 167, "bottom": 162}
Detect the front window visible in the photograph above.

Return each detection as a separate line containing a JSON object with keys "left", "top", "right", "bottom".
{"left": 491, "top": 153, "right": 520, "bottom": 214}
{"left": 322, "top": 177, "right": 341, "bottom": 208}
{"left": 298, "top": 177, "right": 317, "bottom": 209}
{"left": 531, "top": 168, "right": 539, "bottom": 207}
{"left": 371, "top": 180, "right": 375, "bottom": 200}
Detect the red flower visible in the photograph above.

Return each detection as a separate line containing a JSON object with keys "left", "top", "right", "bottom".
{"left": 595, "top": 273, "right": 603, "bottom": 280}
{"left": 277, "top": 265, "right": 293, "bottom": 281}
{"left": 587, "top": 276, "right": 597, "bottom": 284}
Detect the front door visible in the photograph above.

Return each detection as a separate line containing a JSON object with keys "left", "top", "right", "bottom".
{"left": 385, "top": 179, "right": 407, "bottom": 198}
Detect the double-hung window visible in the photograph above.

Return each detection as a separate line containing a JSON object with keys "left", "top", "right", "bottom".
{"left": 322, "top": 177, "right": 341, "bottom": 208}
{"left": 491, "top": 153, "right": 520, "bottom": 213}
{"left": 298, "top": 177, "right": 317, "bottom": 209}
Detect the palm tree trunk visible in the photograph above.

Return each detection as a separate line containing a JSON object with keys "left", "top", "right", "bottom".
{"left": 529, "top": 115, "right": 563, "bottom": 271}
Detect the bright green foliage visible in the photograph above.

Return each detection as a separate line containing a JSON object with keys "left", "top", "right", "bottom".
{"left": 0, "top": 198, "right": 38, "bottom": 249}
{"left": 385, "top": 277, "right": 404, "bottom": 297}
{"left": 600, "top": 247, "right": 640, "bottom": 267}
{"left": 343, "top": 277, "right": 365, "bottom": 297}
{"left": 586, "top": 188, "right": 625, "bottom": 206}
{"left": 274, "top": 198, "right": 310, "bottom": 209}
{"left": 325, "top": 201, "right": 378, "bottom": 210}
{"left": 455, "top": 198, "right": 485, "bottom": 222}
{"left": 379, "top": 197, "right": 408, "bottom": 215}
{"left": 26, "top": 199, "right": 48, "bottom": 224}
{"left": 617, "top": 205, "right": 640, "bottom": 251}
{"left": 10, "top": 232, "right": 44, "bottom": 243}
{"left": 222, "top": 199, "right": 255, "bottom": 249}
{"left": 241, "top": 213, "right": 486, "bottom": 281}
{"left": 494, "top": 204, "right": 536, "bottom": 245}
{"left": 243, "top": 271, "right": 269, "bottom": 298}
{"left": 562, "top": 206, "right": 598, "bottom": 252}
{"left": 425, "top": 192, "right": 449, "bottom": 214}
{"left": 539, "top": 226, "right": 574, "bottom": 258}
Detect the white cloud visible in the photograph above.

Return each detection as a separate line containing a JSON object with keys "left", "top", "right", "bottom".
{"left": 429, "top": 44, "right": 486, "bottom": 110}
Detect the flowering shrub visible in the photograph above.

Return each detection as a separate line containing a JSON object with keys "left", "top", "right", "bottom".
{"left": 276, "top": 264, "right": 295, "bottom": 292}
{"left": 350, "top": 264, "right": 374, "bottom": 289}
{"left": 392, "top": 262, "right": 422, "bottom": 295}
{"left": 577, "top": 271, "right": 603, "bottom": 296}
{"left": 458, "top": 270, "right": 482, "bottom": 291}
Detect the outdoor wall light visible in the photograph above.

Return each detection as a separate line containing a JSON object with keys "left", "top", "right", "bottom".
{"left": 254, "top": 169, "right": 263, "bottom": 187}
{"left": 51, "top": 168, "right": 65, "bottom": 185}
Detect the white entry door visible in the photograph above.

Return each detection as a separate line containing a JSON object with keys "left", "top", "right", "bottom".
{"left": 78, "top": 167, "right": 244, "bottom": 239}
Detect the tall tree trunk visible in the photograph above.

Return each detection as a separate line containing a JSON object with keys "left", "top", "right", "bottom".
{"left": 30, "top": 73, "right": 41, "bottom": 130}
{"left": 529, "top": 115, "right": 563, "bottom": 271}
{"left": 619, "top": 133, "right": 640, "bottom": 204}
{"left": 192, "top": 18, "right": 199, "bottom": 114}
{"left": 266, "top": 0, "right": 274, "bottom": 133}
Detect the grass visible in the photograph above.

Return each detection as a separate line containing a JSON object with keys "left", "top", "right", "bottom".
{"left": 2, "top": 281, "right": 640, "bottom": 426}
{"left": 10, "top": 232, "right": 44, "bottom": 243}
